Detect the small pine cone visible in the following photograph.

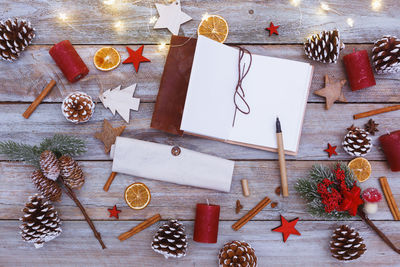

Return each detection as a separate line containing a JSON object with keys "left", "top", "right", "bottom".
{"left": 342, "top": 127, "right": 372, "bottom": 157}
{"left": 372, "top": 36, "right": 400, "bottom": 74}
{"left": 330, "top": 225, "right": 366, "bottom": 261}
{"left": 0, "top": 18, "right": 35, "bottom": 62}
{"left": 151, "top": 219, "right": 188, "bottom": 259}
{"left": 218, "top": 240, "right": 257, "bottom": 267}
{"left": 59, "top": 155, "right": 85, "bottom": 189}
{"left": 31, "top": 170, "right": 62, "bottom": 202}
{"left": 304, "top": 29, "right": 345, "bottom": 64}
{"left": 39, "top": 150, "right": 60, "bottom": 181}
{"left": 61, "top": 92, "right": 95, "bottom": 124}
{"left": 19, "top": 194, "right": 62, "bottom": 248}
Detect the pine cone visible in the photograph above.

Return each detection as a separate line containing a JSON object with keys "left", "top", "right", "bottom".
{"left": 218, "top": 240, "right": 257, "bottom": 267}
{"left": 31, "top": 170, "right": 62, "bottom": 202}
{"left": 342, "top": 127, "right": 372, "bottom": 157}
{"left": 61, "top": 92, "right": 95, "bottom": 124}
{"left": 330, "top": 225, "right": 366, "bottom": 261}
{"left": 39, "top": 150, "right": 60, "bottom": 181}
{"left": 19, "top": 194, "right": 62, "bottom": 248}
{"left": 59, "top": 155, "right": 85, "bottom": 189}
{"left": 304, "top": 29, "right": 345, "bottom": 64}
{"left": 0, "top": 18, "right": 35, "bottom": 62}
{"left": 372, "top": 36, "right": 400, "bottom": 74}
{"left": 151, "top": 219, "right": 188, "bottom": 259}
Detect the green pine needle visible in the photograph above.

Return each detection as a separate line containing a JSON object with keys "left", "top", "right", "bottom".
{"left": 0, "top": 134, "right": 86, "bottom": 168}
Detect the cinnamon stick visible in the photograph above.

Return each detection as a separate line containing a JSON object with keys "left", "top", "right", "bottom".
{"left": 359, "top": 209, "right": 400, "bottom": 254}
{"left": 59, "top": 177, "right": 106, "bottom": 249}
{"left": 22, "top": 80, "right": 56, "bottom": 119}
{"left": 118, "top": 214, "right": 161, "bottom": 241}
{"left": 353, "top": 104, "right": 400, "bottom": 120}
{"left": 232, "top": 196, "right": 271, "bottom": 231}
{"left": 103, "top": 172, "right": 117, "bottom": 192}
{"left": 379, "top": 177, "right": 400, "bottom": 221}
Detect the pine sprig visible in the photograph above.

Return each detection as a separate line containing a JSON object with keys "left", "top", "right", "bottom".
{"left": 0, "top": 135, "right": 86, "bottom": 168}
{"left": 294, "top": 162, "right": 357, "bottom": 220}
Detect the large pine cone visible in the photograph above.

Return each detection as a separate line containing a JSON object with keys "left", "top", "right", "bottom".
{"left": 151, "top": 219, "right": 188, "bottom": 259}
{"left": 330, "top": 225, "right": 366, "bottom": 261}
{"left": 304, "top": 29, "right": 345, "bottom": 64}
{"left": 372, "top": 36, "right": 400, "bottom": 74}
{"left": 61, "top": 92, "right": 95, "bottom": 124}
{"left": 39, "top": 150, "right": 60, "bottom": 181}
{"left": 218, "top": 240, "right": 257, "bottom": 267}
{"left": 59, "top": 155, "right": 85, "bottom": 189}
{"left": 0, "top": 18, "right": 35, "bottom": 62}
{"left": 19, "top": 194, "right": 62, "bottom": 248}
{"left": 342, "top": 127, "right": 372, "bottom": 157}
{"left": 31, "top": 170, "right": 62, "bottom": 202}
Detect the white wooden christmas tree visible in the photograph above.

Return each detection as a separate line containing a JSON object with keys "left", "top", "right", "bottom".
{"left": 100, "top": 84, "right": 140, "bottom": 123}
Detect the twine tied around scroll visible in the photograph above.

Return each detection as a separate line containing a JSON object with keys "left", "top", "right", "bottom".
{"left": 232, "top": 47, "right": 252, "bottom": 127}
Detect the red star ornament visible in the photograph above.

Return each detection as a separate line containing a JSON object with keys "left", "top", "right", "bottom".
{"left": 324, "top": 143, "right": 338, "bottom": 158}
{"left": 108, "top": 205, "right": 121, "bottom": 219}
{"left": 338, "top": 186, "right": 364, "bottom": 216}
{"left": 122, "top": 45, "right": 151, "bottom": 72}
{"left": 272, "top": 215, "right": 301, "bottom": 242}
{"left": 266, "top": 22, "right": 279, "bottom": 36}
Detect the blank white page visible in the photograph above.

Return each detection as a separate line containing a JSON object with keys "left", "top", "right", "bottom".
{"left": 180, "top": 36, "right": 239, "bottom": 140}
{"left": 228, "top": 54, "right": 312, "bottom": 153}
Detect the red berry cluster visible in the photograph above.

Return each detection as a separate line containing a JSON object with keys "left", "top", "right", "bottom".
{"left": 317, "top": 165, "right": 352, "bottom": 214}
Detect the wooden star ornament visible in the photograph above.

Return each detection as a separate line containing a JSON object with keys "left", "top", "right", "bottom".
{"left": 314, "top": 75, "right": 347, "bottom": 110}
{"left": 154, "top": 0, "right": 192, "bottom": 35}
{"left": 108, "top": 205, "right": 121, "bottom": 219}
{"left": 266, "top": 22, "right": 279, "bottom": 36}
{"left": 122, "top": 46, "right": 150, "bottom": 73}
{"left": 94, "top": 119, "right": 126, "bottom": 153}
{"left": 272, "top": 215, "right": 301, "bottom": 242}
{"left": 324, "top": 143, "right": 337, "bottom": 158}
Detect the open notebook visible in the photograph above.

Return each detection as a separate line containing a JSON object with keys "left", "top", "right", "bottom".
{"left": 180, "top": 36, "right": 314, "bottom": 155}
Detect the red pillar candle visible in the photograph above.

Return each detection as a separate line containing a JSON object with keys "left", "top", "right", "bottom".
{"left": 193, "top": 203, "right": 220, "bottom": 243}
{"left": 343, "top": 50, "right": 376, "bottom": 91}
{"left": 379, "top": 130, "right": 400, "bottom": 172}
{"left": 49, "top": 40, "right": 89, "bottom": 83}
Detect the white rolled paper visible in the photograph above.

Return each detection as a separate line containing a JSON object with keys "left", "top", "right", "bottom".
{"left": 111, "top": 137, "right": 234, "bottom": 192}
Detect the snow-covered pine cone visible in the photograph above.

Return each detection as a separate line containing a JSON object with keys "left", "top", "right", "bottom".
{"left": 372, "top": 35, "right": 400, "bottom": 74}
{"left": 330, "top": 225, "right": 366, "bottom": 261}
{"left": 218, "top": 240, "right": 257, "bottom": 267}
{"left": 304, "top": 29, "right": 345, "bottom": 64}
{"left": 31, "top": 170, "right": 62, "bottom": 202}
{"left": 39, "top": 150, "right": 60, "bottom": 181}
{"left": 61, "top": 92, "right": 95, "bottom": 124}
{"left": 342, "top": 127, "right": 372, "bottom": 157}
{"left": 59, "top": 155, "right": 85, "bottom": 189}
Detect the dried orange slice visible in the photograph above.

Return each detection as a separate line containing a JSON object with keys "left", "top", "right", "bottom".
{"left": 93, "top": 47, "right": 121, "bottom": 71}
{"left": 197, "top": 15, "right": 229, "bottom": 43}
{"left": 124, "top": 182, "right": 151, "bottom": 210}
{"left": 348, "top": 157, "right": 372, "bottom": 182}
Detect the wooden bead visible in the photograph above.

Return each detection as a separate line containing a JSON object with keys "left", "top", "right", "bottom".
{"left": 241, "top": 179, "right": 250, "bottom": 197}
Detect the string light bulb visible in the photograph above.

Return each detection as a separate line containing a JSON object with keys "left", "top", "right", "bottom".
{"left": 320, "top": 2, "right": 330, "bottom": 11}
{"left": 158, "top": 42, "right": 167, "bottom": 50}
{"left": 201, "top": 13, "right": 210, "bottom": 21}
{"left": 114, "top": 21, "right": 124, "bottom": 31}
{"left": 371, "top": 0, "right": 382, "bottom": 11}
{"left": 103, "top": 0, "right": 115, "bottom": 5}
{"left": 149, "top": 16, "right": 158, "bottom": 24}
{"left": 290, "top": 0, "right": 301, "bottom": 7}
{"left": 346, "top": 18, "right": 354, "bottom": 27}
{"left": 58, "top": 13, "right": 68, "bottom": 21}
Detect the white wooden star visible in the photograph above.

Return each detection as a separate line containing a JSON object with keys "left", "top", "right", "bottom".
{"left": 154, "top": 0, "right": 192, "bottom": 35}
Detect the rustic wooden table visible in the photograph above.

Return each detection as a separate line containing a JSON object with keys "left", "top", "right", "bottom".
{"left": 1, "top": 0, "right": 400, "bottom": 266}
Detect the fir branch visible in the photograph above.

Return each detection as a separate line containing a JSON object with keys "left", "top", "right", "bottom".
{"left": 39, "top": 135, "right": 86, "bottom": 158}
{"left": 0, "top": 141, "right": 41, "bottom": 168}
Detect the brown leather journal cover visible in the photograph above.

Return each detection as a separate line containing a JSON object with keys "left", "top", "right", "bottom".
{"left": 151, "top": 35, "right": 197, "bottom": 135}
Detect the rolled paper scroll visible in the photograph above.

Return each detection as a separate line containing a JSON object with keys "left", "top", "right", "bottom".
{"left": 49, "top": 40, "right": 89, "bottom": 83}
{"left": 110, "top": 137, "right": 234, "bottom": 192}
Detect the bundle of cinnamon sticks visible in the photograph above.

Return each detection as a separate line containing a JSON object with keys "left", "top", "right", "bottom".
{"left": 232, "top": 196, "right": 271, "bottom": 231}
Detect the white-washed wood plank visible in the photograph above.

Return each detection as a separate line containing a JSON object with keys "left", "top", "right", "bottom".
{"left": 1, "top": 0, "right": 399, "bottom": 44}
{"left": 0, "top": 220, "right": 399, "bottom": 266}
{"left": 0, "top": 103, "right": 399, "bottom": 160}
{"left": 0, "top": 44, "right": 399, "bottom": 103}
{"left": 0, "top": 161, "right": 397, "bottom": 220}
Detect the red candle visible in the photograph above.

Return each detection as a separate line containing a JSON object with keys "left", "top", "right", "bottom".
{"left": 193, "top": 203, "right": 220, "bottom": 243}
{"left": 343, "top": 50, "right": 376, "bottom": 91}
{"left": 49, "top": 40, "right": 89, "bottom": 83}
{"left": 379, "top": 130, "right": 400, "bottom": 172}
